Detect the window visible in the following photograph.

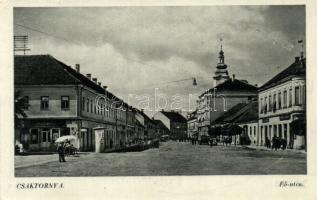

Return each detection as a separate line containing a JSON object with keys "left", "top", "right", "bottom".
{"left": 260, "top": 98, "right": 263, "bottom": 113}
{"left": 90, "top": 100, "right": 93, "bottom": 113}
{"left": 269, "top": 95, "right": 272, "bottom": 111}
{"left": 283, "top": 90, "right": 287, "bottom": 108}
{"left": 254, "top": 126, "right": 256, "bottom": 136}
{"left": 273, "top": 93, "right": 277, "bottom": 112}
{"left": 82, "top": 97, "right": 85, "bottom": 111}
{"left": 86, "top": 98, "right": 90, "bottom": 112}
{"left": 52, "top": 128, "right": 60, "bottom": 142}
{"left": 278, "top": 92, "right": 282, "bottom": 109}
{"left": 41, "top": 96, "right": 49, "bottom": 110}
{"left": 264, "top": 97, "right": 267, "bottom": 113}
{"left": 295, "top": 86, "right": 301, "bottom": 105}
{"left": 31, "top": 129, "right": 38, "bottom": 144}
{"left": 289, "top": 88, "right": 292, "bottom": 107}
{"left": 250, "top": 126, "right": 252, "bottom": 136}
{"left": 61, "top": 96, "right": 70, "bottom": 110}
{"left": 23, "top": 96, "right": 29, "bottom": 110}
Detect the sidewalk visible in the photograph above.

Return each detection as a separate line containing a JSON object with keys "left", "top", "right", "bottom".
{"left": 15, "top": 153, "right": 90, "bottom": 168}
{"left": 244, "top": 145, "right": 306, "bottom": 154}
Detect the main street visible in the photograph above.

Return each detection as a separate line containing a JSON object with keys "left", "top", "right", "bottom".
{"left": 15, "top": 141, "right": 306, "bottom": 176}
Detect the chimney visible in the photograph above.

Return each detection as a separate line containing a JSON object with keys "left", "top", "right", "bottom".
{"left": 75, "top": 64, "right": 80, "bottom": 72}
{"left": 86, "top": 74, "right": 91, "bottom": 80}
{"left": 98, "top": 82, "right": 101, "bottom": 86}
{"left": 92, "top": 78, "right": 97, "bottom": 84}
{"left": 103, "top": 86, "right": 108, "bottom": 90}
{"left": 232, "top": 74, "right": 235, "bottom": 81}
{"left": 254, "top": 84, "right": 258, "bottom": 87}
{"left": 295, "top": 56, "right": 300, "bottom": 62}
{"left": 141, "top": 109, "right": 144, "bottom": 113}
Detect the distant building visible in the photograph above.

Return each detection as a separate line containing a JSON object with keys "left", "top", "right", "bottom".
{"left": 258, "top": 56, "right": 306, "bottom": 149}
{"left": 153, "top": 110, "right": 187, "bottom": 140}
{"left": 196, "top": 46, "right": 258, "bottom": 140}
{"left": 138, "top": 110, "right": 157, "bottom": 139}
{"left": 153, "top": 120, "right": 170, "bottom": 137}
{"left": 187, "top": 110, "right": 198, "bottom": 138}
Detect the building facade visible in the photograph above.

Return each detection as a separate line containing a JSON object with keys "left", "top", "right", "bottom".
{"left": 14, "top": 55, "right": 137, "bottom": 152}
{"left": 187, "top": 110, "right": 198, "bottom": 138}
{"left": 153, "top": 110, "right": 187, "bottom": 140}
{"left": 258, "top": 57, "right": 306, "bottom": 149}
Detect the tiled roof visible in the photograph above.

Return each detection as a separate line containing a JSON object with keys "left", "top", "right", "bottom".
{"left": 212, "top": 103, "right": 248, "bottom": 124}
{"left": 14, "top": 55, "right": 105, "bottom": 94}
{"left": 212, "top": 101, "right": 258, "bottom": 125}
{"left": 259, "top": 58, "right": 306, "bottom": 91}
{"left": 234, "top": 101, "right": 258, "bottom": 123}
{"left": 161, "top": 111, "right": 187, "bottom": 123}
{"left": 199, "top": 79, "right": 258, "bottom": 98}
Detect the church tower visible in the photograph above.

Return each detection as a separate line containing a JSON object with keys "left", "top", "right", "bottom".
{"left": 213, "top": 45, "right": 230, "bottom": 86}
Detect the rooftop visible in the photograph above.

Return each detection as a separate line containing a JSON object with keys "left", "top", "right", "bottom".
{"left": 199, "top": 78, "right": 258, "bottom": 98}
{"left": 212, "top": 100, "right": 258, "bottom": 125}
{"left": 259, "top": 58, "right": 306, "bottom": 91}
{"left": 160, "top": 111, "right": 187, "bottom": 123}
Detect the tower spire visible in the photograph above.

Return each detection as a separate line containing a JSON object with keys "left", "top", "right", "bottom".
{"left": 213, "top": 38, "right": 230, "bottom": 86}
{"left": 219, "top": 44, "right": 225, "bottom": 64}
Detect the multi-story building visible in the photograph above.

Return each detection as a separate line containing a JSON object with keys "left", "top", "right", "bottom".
{"left": 258, "top": 56, "right": 306, "bottom": 149}
{"left": 187, "top": 110, "right": 198, "bottom": 138}
{"left": 196, "top": 46, "right": 258, "bottom": 139}
{"left": 14, "top": 55, "right": 136, "bottom": 152}
{"left": 138, "top": 110, "right": 157, "bottom": 140}
{"left": 153, "top": 110, "right": 187, "bottom": 140}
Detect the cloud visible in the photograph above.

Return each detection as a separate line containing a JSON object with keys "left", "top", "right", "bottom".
{"left": 14, "top": 6, "right": 305, "bottom": 116}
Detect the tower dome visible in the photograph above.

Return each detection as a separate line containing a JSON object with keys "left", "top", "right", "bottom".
{"left": 213, "top": 45, "right": 230, "bottom": 86}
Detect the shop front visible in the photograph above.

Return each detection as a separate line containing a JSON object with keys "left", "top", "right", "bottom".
{"left": 17, "top": 119, "right": 77, "bottom": 152}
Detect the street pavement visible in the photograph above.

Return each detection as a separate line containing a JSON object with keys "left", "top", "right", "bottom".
{"left": 15, "top": 141, "right": 306, "bottom": 176}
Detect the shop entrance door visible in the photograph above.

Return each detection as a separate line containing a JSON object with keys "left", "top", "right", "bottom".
{"left": 40, "top": 129, "right": 51, "bottom": 149}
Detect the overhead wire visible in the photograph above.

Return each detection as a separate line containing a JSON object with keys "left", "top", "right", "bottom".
{"left": 14, "top": 23, "right": 280, "bottom": 91}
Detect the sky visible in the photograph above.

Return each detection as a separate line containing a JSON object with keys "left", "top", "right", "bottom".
{"left": 14, "top": 6, "right": 306, "bottom": 117}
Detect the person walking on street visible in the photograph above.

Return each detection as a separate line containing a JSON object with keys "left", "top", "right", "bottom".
{"left": 57, "top": 143, "right": 66, "bottom": 162}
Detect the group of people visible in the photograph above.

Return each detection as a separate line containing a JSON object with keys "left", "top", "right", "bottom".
{"left": 190, "top": 136, "right": 198, "bottom": 145}
{"left": 265, "top": 136, "right": 287, "bottom": 150}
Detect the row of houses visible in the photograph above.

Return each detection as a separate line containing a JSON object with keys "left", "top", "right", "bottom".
{"left": 14, "top": 55, "right": 187, "bottom": 153}
{"left": 188, "top": 46, "right": 306, "bottom": 149}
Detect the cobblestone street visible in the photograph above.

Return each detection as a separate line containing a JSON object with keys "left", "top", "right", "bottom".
{"left": 15, "top": 141, "right": 306, "bottom": 177}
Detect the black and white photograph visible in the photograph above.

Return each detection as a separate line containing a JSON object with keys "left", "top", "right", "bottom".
{"left": 12, "top": 5, "right": 307, "bottom": 177}
{"left": 2, "top": 1, "right": 317, "bottom": 199}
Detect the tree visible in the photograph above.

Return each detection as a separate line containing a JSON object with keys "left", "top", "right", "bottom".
{"left": 14, "top": 90, "right": 28, "bottom": 127}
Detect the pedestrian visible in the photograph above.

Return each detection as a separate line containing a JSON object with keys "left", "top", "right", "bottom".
{"left": 272, "top": 136, "right": 276, "bottom": 150}
{"left": 276, "top": 137, "right": 281, "bottom": 150}
{"left": 281, "top": 138, "right": 287, "bottom": 150}
{"left": 265, "top": 137, "right": 270, "bottom": 148}
{"left": 57, "top": 143, "right": 66, "bottom": 162}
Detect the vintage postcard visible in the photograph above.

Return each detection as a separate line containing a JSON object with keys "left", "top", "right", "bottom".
{"left": 0, "top": 0, "right": 317, "bottom": 199}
